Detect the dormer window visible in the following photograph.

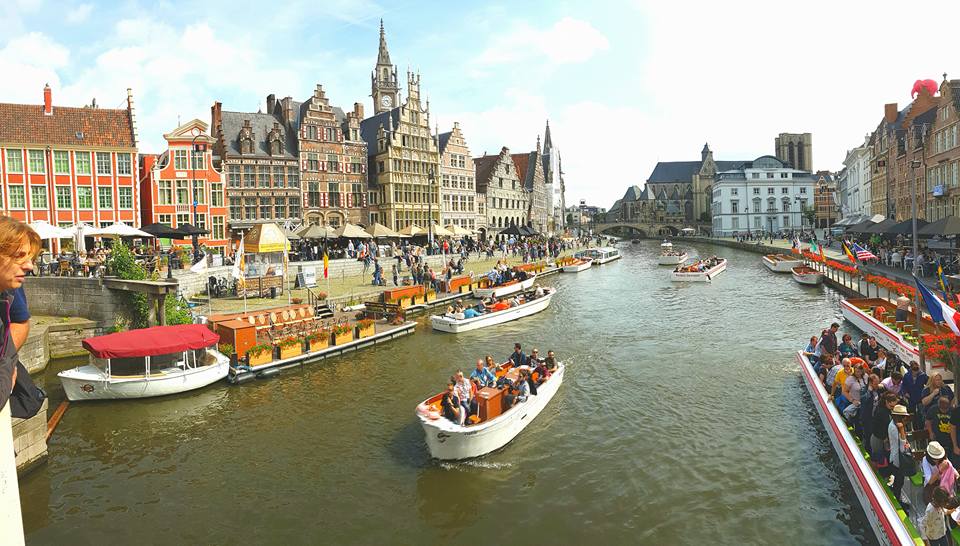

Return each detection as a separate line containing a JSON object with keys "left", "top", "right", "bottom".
{"left": 239, "top": 119, "right": 254, "bottom": 155}
{"left": 267, "top": 122, "right": 284, "bottom": 156}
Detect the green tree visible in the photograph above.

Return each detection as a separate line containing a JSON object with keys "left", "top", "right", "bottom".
{"left": 107, "top": 242, "right": 150, "bottom": 329}
{"left": 801, "top": 205, "right": 816, "bottom": 229}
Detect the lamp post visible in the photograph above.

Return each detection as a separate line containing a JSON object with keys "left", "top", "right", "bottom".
{"left": 909, "top": 158, "right": 925, "bottom": 370}
{"left": 190, "top": 127, "right": 203, "bottom": 263}
{"left": 428, "top": 166, "right": 435, "bottom": 253}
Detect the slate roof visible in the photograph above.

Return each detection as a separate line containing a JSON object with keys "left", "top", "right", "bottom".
{"left": 437, "top": 131, "right": 452, "bottom": 155}
{"left": 359, "top": 109, "right": 402, "bottom": 158}
{"left": 608, "top": 198, "right": 623, "bottom": 212}
{"left": 647, "top": 159, "right": 746, "bottom": 183}
{"left": 473, "top": 154, "right": 504, "bottom": 194}
{"left": 219, "top": 110, "right": 298, "bottom": 159}
{"left": 622, "top": 185, "right": 643, "bottom": 201}
{"left": 0, "top": 103, "right": 136, "bottom": 148}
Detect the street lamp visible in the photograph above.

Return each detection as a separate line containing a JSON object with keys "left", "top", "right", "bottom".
{"left": 909, "top": 157, "right": 925, "bottom": 370}
{"left": 428, "top": 166, "right": 435, "bottom": 253}
{"left": 190, "top": 127, "right": 203, "bottom": 263}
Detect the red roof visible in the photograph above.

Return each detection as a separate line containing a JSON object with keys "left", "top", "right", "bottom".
{"left": 511, "top": 153, "right": 530, "bottom": 181}
{"left": 0, "top": 103, "right": 136, "bottom": 148}
{"left": 83, "top": 324, "right": 220, "bottom": 359}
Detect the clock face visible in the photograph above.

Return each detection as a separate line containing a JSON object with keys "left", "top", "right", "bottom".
{"left": 380, "top": 95, "right": 392, "bottom": 108}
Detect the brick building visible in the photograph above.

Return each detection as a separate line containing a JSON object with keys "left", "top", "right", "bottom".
{"left": 924, "top": 78, "right": 960, "bottom": 222}
{"left": 298, "top": 84, "right": 367, "bottom": 228}
{"left": 139, "top": 119, "right": 229, "bottom": 252}
{"left": 0, "top": 85, "right": 139, "bottom": 234}
{"left": 438, "top": 122, "right": 480, "bottom": 231}
{"left": 211, "top": 96, "right": 301, "bottom": 233}
{"left": 812, "top": 171, "right": 838, "bottom": 228}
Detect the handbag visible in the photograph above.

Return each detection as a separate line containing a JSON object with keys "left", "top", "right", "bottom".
{"left": 10, "top": 361, "right": 46, "bottom": 419}
{"left": 898, "top": 448, "right": 916, "bottom": 477}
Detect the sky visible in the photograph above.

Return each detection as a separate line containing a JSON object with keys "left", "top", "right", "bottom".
{"left": 4, "top": 0, "right": 960, "bottom": 211}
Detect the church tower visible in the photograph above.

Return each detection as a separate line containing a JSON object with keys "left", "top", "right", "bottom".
{"left": 371, "top": 20, "right": 399, "bottom": 114}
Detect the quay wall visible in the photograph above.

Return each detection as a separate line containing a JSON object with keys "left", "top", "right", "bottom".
{"left": 12, "top": 399, "right": 48, "bottom": 475}
{"left": 23, "top": 277, "right": 131, "bottom": 329}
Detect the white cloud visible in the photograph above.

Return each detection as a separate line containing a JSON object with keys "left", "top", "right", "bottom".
{"left": 66, "top": 3, "right": 92, "bottom": 24}
{"left": 475, "top": 16, "right": 609, "bottom": 67}
{"left": 0, "top": 32, "right": 69, "bottom": 102}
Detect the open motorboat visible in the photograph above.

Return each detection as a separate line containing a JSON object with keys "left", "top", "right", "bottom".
{"left": 430, "top": 287, "right": 556, "bottom": 333}
{"left": 657, "top": 250, "right": 688, "bottom": 266}
{"left": 671, "top": 257, "right": 727, "bottom": 282}
{"left": 762, "top": 253, "right": 803, "bottom": 273}
{"left": 561, "top": 258, "right": 592, "bottom": 273}
{"left": 416, "top": 361, "right": 565, "bottom": 460}
{"left": 576, "top": 247, "right": 621, "bottom": 265}
{"left": 791, "top": 265, "right": 824, "bottom": 286}
{"left": 58, "top": 324, "right": 230, "bottom": 401}
{"left": 660, "top": 240, "right": 673, "bottom": 250}
{"left": 472, "top": 274, "right": 536, "bottom": 299}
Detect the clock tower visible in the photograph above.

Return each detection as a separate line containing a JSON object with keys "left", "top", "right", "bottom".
{"left": 371, "top": 20, "right": 399, "bottom": 114}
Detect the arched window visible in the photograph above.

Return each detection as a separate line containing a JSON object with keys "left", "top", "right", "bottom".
{"left": 382, "top": 68, "right": 389, "bottom": 81}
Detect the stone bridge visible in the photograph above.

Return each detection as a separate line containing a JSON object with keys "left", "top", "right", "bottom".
{"left": 592, "top": 221, "right": 706, "bottom": 238}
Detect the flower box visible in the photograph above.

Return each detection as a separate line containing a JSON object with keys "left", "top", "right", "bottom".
{"left": 335, "top": 331, "right": 354, "bottom": 345}
{"left": 425, "top": 290, "right": 436, "bottom": 303}
{"left": 308, "top": 336, "right": 329, "bottom": 352}
{"left": 279, "top": 343, "right": 302, "bottom": 360}
{"left": 398, "top": 296, "right": 412, "bottom": 309}
{"left": 247, "top": 345, "right": 273, "bottom": 367}
{"left": 357, "top": 319, "right": 375, "bottom": 339}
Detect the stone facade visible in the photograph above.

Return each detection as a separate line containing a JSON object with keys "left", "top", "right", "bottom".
{"left": 438, "top": 122, "right": 480, "bottom": 231}
{"left": 812, "top": 171, "right": 838, "bottom": 228}
{"left": 512, "top": 140, "right": 548, "bottom": 233}
{"left": 711, "top": 155, "right": 815, "bottom": 236}
{"left": 298, "top": 84, "right": 368, "bottom": 228}
{"left": 475, "top": 147, "right": 527, "bottom": 240}
{"left": 774, "top": 132, "right": 813, "bottom": 171}
{"left": 645, "top": 143, "right": 748, "bottom": 224}
{"left": 840, "top": 136, "right": 873, "bottom": 219}
{"left": 924, "top": 78, "right": 960, "bottom": 222}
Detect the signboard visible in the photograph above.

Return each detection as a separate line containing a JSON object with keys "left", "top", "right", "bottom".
{"left": 296, "top": 266, "right": 317, "bottom": 288}
{"left": 933, "top": 184, "right": 945, "bottom": 197}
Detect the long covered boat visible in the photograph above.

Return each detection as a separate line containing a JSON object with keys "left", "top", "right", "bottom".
{"left": 671, "top": 258, "right": 726, "bottom": 282}
{"left": 795, "top": 351, "right": 919, "bottom": 546}
{"left": 576, "top": 247, "right": 621, "bottom": 265}
{"left": 562, "top": 258, "right": 592, "bottom": 273}
{"left": 416, "top": 361, "right": 565, "bottom": 460}
{"left": 59, "top": 324, "right": 230, "bottom": 401}
{"left": 839, "top": 297, "right": 948, "bottom": 377}
{"left": 430, "top": 288, "right": 555, "bottom": 333}
{"left": 762, "top": 253, "right": 803, "bottom": 272}
{"left": 472, "top": 275, "right": 536, "bottom": 299}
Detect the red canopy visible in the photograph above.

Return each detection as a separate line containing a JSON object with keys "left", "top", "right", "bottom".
{"left": 82, "top": 324, "right": 220, "bottom": 359}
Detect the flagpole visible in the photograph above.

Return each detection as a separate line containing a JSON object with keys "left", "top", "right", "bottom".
{"left": 910, "top": 158, "right": 924, "bottom": 371}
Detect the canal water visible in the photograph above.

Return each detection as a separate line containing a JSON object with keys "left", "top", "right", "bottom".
{"left": 20, "top": 241, "right": 876, "bottom": 545}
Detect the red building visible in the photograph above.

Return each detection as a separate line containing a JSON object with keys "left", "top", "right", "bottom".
{"left": 0, "top": 84, "right": 139, "bottom": 233}
{"left": 139, "top": 119, "right": 229, "bottom": 252}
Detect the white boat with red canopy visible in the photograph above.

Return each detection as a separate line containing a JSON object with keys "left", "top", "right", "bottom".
{"left": 58, "top": 324, "right": 230, "bottom": 401}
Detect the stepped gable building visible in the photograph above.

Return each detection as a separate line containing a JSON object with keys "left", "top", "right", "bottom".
{"left": 360, "top": 21, "right": 440, "bottom": 231}
{"left": 139, "top": 119, "right": 228, "bottom": 251}
{"left": 924, "top": 76, "right": 960, "bottom": 223}
{"left": 298, "top": 84, "right": 367, "bottom": 228}
{"left": 644, "top": 143, "right": 748, "bottom": 223}
{"left": 211, "top": 95, "right": 301, "bottom": 231}
{"left": 774, "top": 133, "right": 813, "bottom": 172}
{"left": 438, "top": 122, "right": 480, "bottom": 231}
{"left": 0, "top": 85, "right": 139, "bottom": 232}
{"left": 512, "top": 137, "right": 548, "bottom": 233}
{"left": 475, "top": 146, "right": 527, "bottom": 240}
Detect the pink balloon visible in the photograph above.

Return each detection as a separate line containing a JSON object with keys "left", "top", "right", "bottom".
{"left": 912, "top": 79, "right": 938, "bottom": 98}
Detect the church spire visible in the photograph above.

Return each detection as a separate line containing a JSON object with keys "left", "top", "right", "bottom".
{"left": 543, "top": 120, "right": 553, "bottom": 150}
{"left": 377, "top": 19, "right": 391, "bottom": 65}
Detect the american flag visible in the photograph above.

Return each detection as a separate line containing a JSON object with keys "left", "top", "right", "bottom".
{"left": 851, "top": 242, "right": 877, "bottom": 261}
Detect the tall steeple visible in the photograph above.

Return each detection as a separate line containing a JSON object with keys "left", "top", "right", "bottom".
{"left": 371, "top": 20, "right": 399, "bottom": 114}
{"left": 543, "top": 120, "right": 553, "bottom": 151}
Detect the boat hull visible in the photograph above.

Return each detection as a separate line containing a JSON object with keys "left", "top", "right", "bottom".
{"left": 838, "top": 299, "right": 921, "bottom": 369}
{"left": 762, "top": 255, "right": 802, "bottom": 272}
{"left": 657, "top": 253, "right": 688, "bottom": 265}
{"left": 791, "top": 267, "right": 824, "bottom": 285}
{"left": 419, "top": 364, "right": 565, "bottom": 460}
{"left": 796, "top": 351, "right": 915, "bottom": 546}
{"left": 58, "top": 355, "right": 230, "bottom": 401}
{"left": 671, "top": 260, "right": 727, "bottom": 282}
{"left": 594, "top": 254, "right": 621, "bottom": 265}
{"left": 472, "top": 276, "right": 536, "bottom": 298}
{"left": 562, "top": 260, "right": 592, "bottom": 273}
{"left": 430, "top": 290, "right": 555, "bottom": 333}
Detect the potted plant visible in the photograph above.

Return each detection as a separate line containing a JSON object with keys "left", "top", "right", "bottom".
{"left": 316, "top": 291, "right": 328, "bottom": 301}
{"left": 356, "top": 318, "right": 375, "bottom": 339}
{"left": 247, "top": 343, "right": 274, "bottom": 367}
{"left": 291, "top": 297, "right": 303, "bottom": 305}
{"left": 217, "top": 343, "right": 235, "bottom": 356}
{"left": 307, "top": 328, "right": 330, "bottom": 352}
{"left": 425, "top": 289, "right": 436, "bottom": 303}
{"left": 333, "top": 322, "right": 353, "bottom": 345}
{"left": 277, "top": 335, "right": 302, "bottom": 359}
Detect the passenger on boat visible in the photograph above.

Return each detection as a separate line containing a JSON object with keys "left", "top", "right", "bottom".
{"left": 841, "top": 366, "right": 868, "bottom": 421}
{"left": 921, "top": 373, "right": 953, "bottom": 416}
{"left": 534, "top": 285, "right": 544, "bottom": 297}
{"left": 838, "top": 334, "right": 859, "bottom": 360}
{"left": 803, "top": 336, "right": 821, "bottom": 366}
{"left": 503, "top": 369, "right": 531, "bottom": 408}
{"left": 470, "top": 359, "right": 497, "bottom": 388}
{"left": 506, "top": 343, "right": 530, "bottom": 368}
{"left": 818, "top": 354, "right": 837, "bottom": 385}
{"left": 869, "top": 392, "right": 899, "bottom": 467}
{"left": 529, "top": 349, "right": 543, "bottom": 365}
{"left": 454, "top": 371, "right": 477, "bottom": 419}
{"left": 922, "top": 442, "right": 958, "bottom": 500}
{"left": 920, "top": 487, "right": 951, "bottom": 546}
{"left": 545, "top": 351, "right": 557, "bottom": 373}
{"left": 857, "top": 374, "right": 882, "bottom": 443}
{"left": 860, "top": 336, "right": 880, "bottom": 364}
{"left": 881, "top": 371, "right": 903, "bottom": 396}
{"left": 453, "top": 300, "right": 465, "bottom": 314}
{"left": 896, "top": 292, "right": 911, "bottom": 323}
{"left": 830, "top": 358, "right": 854, "bottom": 402}
{"left": 462, "top": 306, "right": 481, "bottom": 319}
{"left": 488, "top": 299, "right": 510, "bottom": 312}
{"left": 441, "top": 383, "right": 463, "bottom": 425}
{"left": 874, "top": 349, "right": 891, "bottom": 376}
{"left": 820, "top": 323, "right": 839, "bottom": 357}
{"left": 824, "top": 357, "right": 842, "bottom": 391}
{"left": 901, "top": 361, "right": 929, "bottom": 425}
{"left": 888, "top": 404, "right": 912, "bottom": 506}
{"left": 927, "top": 397, "right": 955, "bottom": 462}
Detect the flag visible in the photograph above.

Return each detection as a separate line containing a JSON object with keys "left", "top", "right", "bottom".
{"left": 323, "top": 250, "right": 329, "bottom": 279}
{"left": 190, "top": 253, "right": 209, "bottom": 274}
{"left": 842, "top": 242, "right": 857, "bottom": 264}
{"left": 938, "top": 263, "right": 949, "bottom": 293}
{"left": 851, "top": 242, "right": 877, "bottom": 261}
{"left": 915, "top": 274, "right": 960, "bottom": 336}
{"left": 231, "top": 235, "right": 245, "bottom": 287}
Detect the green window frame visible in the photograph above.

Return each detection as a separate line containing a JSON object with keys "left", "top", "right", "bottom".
{"left": 75, "top": 152, "right": 91, "bottom": 175}
{"left": 53, "top": 150, "right": 70, "bottom": 174}
{"left": 98, "top": 186, "right": 113, "bottom": 208}
{"left": 30, "top": 185, "right": 47, "bottom": 208}
{"left": 55, "top": 186, "right": 71, "bottom": 209}
{"left": 77, "top": 187, "right": 93, "bottom": 209}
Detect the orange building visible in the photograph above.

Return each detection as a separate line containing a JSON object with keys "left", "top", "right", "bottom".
{"left": 139, "top": 119, "right": 229, "bottom": 252}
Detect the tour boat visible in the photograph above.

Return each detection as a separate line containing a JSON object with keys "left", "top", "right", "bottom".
{"left": 795, "top": 351, "right": 917, "bottom": 546}
{"left": 576, "top": 247, "right": 621, "bottom": 265}
{"left": 59, "top": 324, "right": 230, "bottom": 401}
{"left": 416, "top": 361, "right": 565, "bottom": 460}
{"left": 670, "top": 258, "right": 727, "bottom": 282}
{"left": 660, "top": 240, "right": 673, "bottom": 250}
{"left": 657, "top": 251, "right": 688, "bottom": 266}
{"left": 762, "top": 253, "right": 803, "bottom": 273}
{"left": 839, "top": 298, "right": 949, "bottom": 377}
{"left": 430, "top": 288, "right": 556, "bottom": 333}
{"left": 561, "top": 258, "right": 592, "bottom": 273}
{"left": 472, "top": 275, "right": 537, "bottom": 299}
{"left": 791, "top": 265, "right": 823, "bottom": 286}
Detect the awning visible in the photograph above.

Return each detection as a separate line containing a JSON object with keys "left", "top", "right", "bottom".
{"left": 335, "top": 223, "right": 370, "bottom": 239}
{"left": 83, "top": 324, "right": 220, "bottom": 359}
{"left": 887, "top": 218, "right": 929, "bottom": 235}
{"left": 864, "top": 218, "right": 897, "bottom": 234}
{"left": 919, "top": 216, "right": 960, "bottom": 237}
{"left": 28, "top": 220, "right": 72, "bottom": 240}
{"left": 243, "top": 222, "right": 290, "bottom": 253}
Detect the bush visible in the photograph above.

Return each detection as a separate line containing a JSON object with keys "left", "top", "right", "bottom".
{"left": 165, "top": 295, "right": 193, "bottom": 325}
{"left": 108, "top": 242, "right": 150, "bottom": 328}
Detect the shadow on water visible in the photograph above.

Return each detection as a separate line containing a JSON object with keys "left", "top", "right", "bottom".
{"left": 388, "top": 420, "right": 432, "bottom": 469}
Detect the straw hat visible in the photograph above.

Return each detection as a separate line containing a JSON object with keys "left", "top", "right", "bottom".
{"left": 928, "top": 441, "right": 946, "bottom": 459}
{"left": 891, "top": 405, "right": 910, "bottom": 417}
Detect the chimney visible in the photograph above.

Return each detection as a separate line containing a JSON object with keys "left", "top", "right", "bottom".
{"left": 43, "top": 83, "right": 52, "bottom": 115}
{"left": 281, "top": 96, "right": 294, "bottom": 124}
{"left": 266, "top": 94, "right": 276, "bottom": 114}
{"left": 354, "top": 102, "right": 364, "bottom": 119}
{"left": 884, "top": 103, "right": 898, "bottom": 124}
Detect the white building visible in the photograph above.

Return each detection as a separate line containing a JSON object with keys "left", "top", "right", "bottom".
{"left": 711, "top": 155, "right": 816, "bottom": 236}
{"left": 841, "top": 136, "right": 873, "bottom": 219}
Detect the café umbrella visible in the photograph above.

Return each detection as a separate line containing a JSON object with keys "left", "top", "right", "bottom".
{"left": 919, "top": 215, "right": 960, "bottom": 237}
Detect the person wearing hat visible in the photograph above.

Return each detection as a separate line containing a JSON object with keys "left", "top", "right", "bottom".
{"left": 923, "top": 442, "right": 959, "bottom": 500}
{"left": 926, "top": 396, "right": 954, "bottom": 462}
{"left": 888, "top": 404, "right": 912, "bottom": 506}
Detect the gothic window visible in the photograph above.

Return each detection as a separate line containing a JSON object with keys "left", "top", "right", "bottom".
{"left": 382, "top": 68, "right": 388, "bottom": 81}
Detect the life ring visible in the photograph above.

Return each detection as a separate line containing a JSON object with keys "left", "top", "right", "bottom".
{"left": 849, "top": 357, "right": 868, "bottom": 369}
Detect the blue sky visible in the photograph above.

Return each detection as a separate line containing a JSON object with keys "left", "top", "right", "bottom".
{"left": 4, "top": 0, "right": 960, "bottom": 210}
